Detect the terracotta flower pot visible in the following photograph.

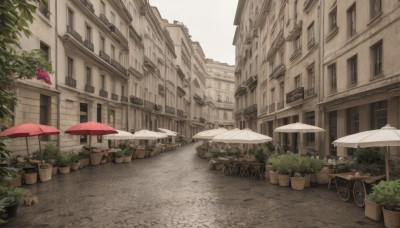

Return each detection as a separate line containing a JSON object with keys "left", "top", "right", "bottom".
{"left": 136, "top": 149, "right": 146, "bottom": 159}
{"left": 24, "top": 172, "right": 38, "bottom": 185}
{"left": 82, "top": 158, "right": 90, "bottom": 166}
{"left": 383, "top": 208, "right": 400, "bottom": 228}
{"left": 269, "top": 171, "right": 278, "bottom": 185}
{"left": 90, "top": 153, "right": 102, "bottom": 166}
{"left": 70, "top": 162, "right": 80, "bottom": 171}
{"left": 78, "top": 159, "right": 85, "bottom": 168}
{"left": 9, "top": 176, "right": 22, "bottom": 187}
{"left": 364, "top": 198, "right": 382, "bottom": 221}
{"left": 52, "top": 166, "right": 58, "bottom": 175}
{"left": 316, "top": 169, "right": 332, "bottom": 184}
{"left": 123, "top": 155, "right": 132, "bottom": 163}
{"left": 290, "top": 176, "right": 305, "bottom": 191}
{"left": 115, "top": 157, "right": 123, "bottom": 163}
{"left": 38, "top": 165, "right": 52, "bottom": 182}
{"left": 59, "top": 166, "right": 70, "bottom": 174}
{"left": 278, "top": 174, "right": 290, "bottom": 187}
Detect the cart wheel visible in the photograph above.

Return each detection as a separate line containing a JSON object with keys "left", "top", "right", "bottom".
{"left": 338, "top": 188, "right": 351, "bottom": 201}
{"left": 353, "top": 181, "right": 366, "bottom": 207}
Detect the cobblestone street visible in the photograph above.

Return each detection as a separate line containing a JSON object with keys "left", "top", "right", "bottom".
{"left": 8, "top": 142, "right": 382, "bottom": 228}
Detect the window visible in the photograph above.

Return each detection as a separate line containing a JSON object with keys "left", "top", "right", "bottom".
{"left": 347, "top": 4, "right": 357, "bottom": 37}
{"left": 305, "top": 111, "right": 315, "bottom": 146}
{"left": 39, "top": 0, "right": 50, "bottom": 19}
{"left": 328, "top": 63, "right": 337, "bottom": 91}
{"left": 307, "top": 64, "right": 315, "bottom": 90}
{"left": 100, "top": 36, "right": 105, "bottom": 51}
{"left": 100, "top": 1, "right": 106, "bottom": 15}
{"left": 108, "top": 109, "right": 115, "bottom": 127}
{"left": 370, "top": 0, "right": 381, "bottom": 20}
{"left": 85, "top": 24, "right": 92, "bottom": 42}
{"left": 294, "top": 0, "right": 298, "bottom": 21}
{"left": 280, "top": 51, "right": 284, "bottom": 64}
{"left": 111, "top": 12, "right": 115, "bottom": 24}
{"left": 101, "top": 74, "right": 106, "bottom": 90}
{"left": 67, "top": 57, "right": 74, "bottom": 78}
{"left": 40, "top": 95, "right": 51, "bottom": 141}
{"left": 294, "top": 75, "right": 301, "bottom": 88}
{"left": 111, "top": 45, "right": 115, "bottom": 59}
{"left": 85, "top": 66, "right": 91, "bottom": 85}
{"left": 307, "top": 22, "right": 315, "bottom": 49}
{"left": 371, "top": 40, "right": 383, "bottom": 77}
{"left": 348, "top": 55, "right": 358, "bottom": 85}
{"left": 279, "top": 82, "right": 284, "bottom": 102}
{"left": 80, "top": 103, "right": 88, "bottom": 143}
{"left": 346, "top": 107, "right": 359, "bottom": 134}
{"left": 223, "top": 111, "right": 228, "bottom": 120}
{"left": 329, "top": 7, "right": 337, "bottom": 31}
{"left": 293, "top": 35, "right": 301, "bottom": 51}
{"left": 271, "top": 88, "right": 275, "bottom": 103}
{"left": 329, "top": 111, "right": 338, "bottom": 156}
{"left": 121, "top": 85, "right": 125, "bottom": 96}
{"left": 67, "top": 8, "right": 74, "bottom": 28}
{"left": 111, "top": 78, "right": 116, "bottom": 93}
{"left": 40, "top": 42, "right": 50, "bottom": 61}
{"left": 370, "top": 100, "right": 387, "bottom": 129}
{"left": 119, "top": 52, "right": 123, "bottom": 63}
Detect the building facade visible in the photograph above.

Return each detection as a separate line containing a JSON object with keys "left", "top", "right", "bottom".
{"left": 7, "top": 0, "right": 233, "bottom": 155}
{"left": 234, "top": 0, "right": 400, "bottom": 162}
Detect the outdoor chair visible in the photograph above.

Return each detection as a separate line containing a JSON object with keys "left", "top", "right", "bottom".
{"left": 250, "top": 163, "right": 264, "bottom": 180}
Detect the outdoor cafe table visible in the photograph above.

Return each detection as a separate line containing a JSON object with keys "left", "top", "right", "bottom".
{"left": 331, "top": 172, "right": 385, "bottom": 207}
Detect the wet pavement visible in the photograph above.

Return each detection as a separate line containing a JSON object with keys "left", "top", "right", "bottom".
{"left": 7, "top": 142, "right": 383, "bottom": 228}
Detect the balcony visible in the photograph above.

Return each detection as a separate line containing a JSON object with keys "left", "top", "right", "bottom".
{"left": 39, "top": 3, "right": 50, "bottom": 19}
{"left": 99, "top": 89, "right": 108, "bottom": 98}
{"left": 130, "top": 96, "right": 143, "bottom": 106}
{"left": 290, "top": 47, "right": 302, "bottom": 61}
{"left": 144, "top": 100, "right": 155, "bottom": 110}
{"left": 193, "top": 93, "right": 205, "bottom": 106}
{"left": 307, "top": 38, "right": 317, "bottom": 50}
{"left": 266, "top": 30, "right": 284, "bottom": 62}
{"left": 246, "top": 75, "right": 258, "bottom": 90}
{"left": 79, "top": 0, "right": 94, "bottom": 13}
{"left": 270, "top": 64, "right": 286, "bottom": 79}
{"left": 110, "top": 59, "right": 127, "bottom": 75}
{"left": 269, "top": 103, "right": 275, "bottom": 113}
{"left": 286, "top": 87, "right": 304, "bottom": 104}
{"left": 85, "top": 84, "right": 94, "bottom": 93}
{"left": 199, "top": 117, "right": 205, "bottom": 123}
{"left": 177, "top": 109, "right": 188, "bottom": 118}
{"left": 111, "top": 93, "right": 119, "bottom": 101}
{"left": 83, "top": 39, "right": 94, "bottom": 52}
{"left": 303, "top": 0, "right": 316, "bottom": 13}
{"left": 144, "top": 56, "right": 157, "bottom": 71}
{"left": 165, "top": 106, "right": 175, "bottom": 115}
{"left": 278, "top": 101, "right": 284, "bottom": 110}
{"left": 66, "top": 25, "right": 83, "bottom": 43}
{"left": 155, "top": 104, "right": 162, "bottom": 112}
{"left": 66, "top": 77, "right": 76, "bottom": 88}
{"left": 235, "top": 109, "right": 243, "bottom": 116}
{"left": 286, "top": 20, "right": 303, "bottom": 42}
{"left": 121, "top": 96, "right": 128, "bottom": 103}
{"left": 99, "top": 50, "right": 110, "bottom": 63}
{"left": 177, "top": 85, "right": 186, "bottom": 97}
{"left": 234, "top": 81, "right": 248, "bottom": 97}
{"left": 158, "top": 84, "right": 165, "bottom": 96}
{"left": 99, "top": 13, "right": 110, "bottom": 26}
{"left": 243, "top": 104, "right": 258, "bottom": 115}
{"left": 214, "top": 102, "right": 234, "bottom": 110}
{"left": 305, "top": 87, "right": 315, "bottom": 97}
{"left": 109, "top": 24, "right": 128, "bottom": 46}
{"left": 260, "top": 105, "right": 268, "bottom": 114}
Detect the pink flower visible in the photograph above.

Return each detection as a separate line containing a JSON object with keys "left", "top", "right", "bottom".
{"left": 36, "top": 68, "right": 52, "bottom": 85}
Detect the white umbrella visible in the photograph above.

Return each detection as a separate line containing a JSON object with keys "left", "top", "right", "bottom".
{"left": 158, "top": 128, "right": 178, "bottom": 136}
{"left": 193, "top": 128, "right": 228, "bottom": 140}
{"left": 103, "top": 130, "right": 135, "bottom": 140}
{"left": 132, "top": 129, "right": 168, "bottom": 140}
{"left": 213, "top": 128, "right": 272, "bottom": 144}
{"left": 275, "top": 122, "right": 325, "bottom": 133}
{"left": 333, "top": 124, "right": 400, "bottom": 180}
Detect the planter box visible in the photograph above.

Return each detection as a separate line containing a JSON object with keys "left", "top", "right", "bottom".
{"left": 316, "top": 169, "right": 333, "bottom": 184}
{"left": 290, "top": 176, "right": 305, "bottom": 191}
{"left": 304, "top": 174, "right": 311, "bottom": 187}
{"left": 59, "top": 166, "right": 70, "bottom": 174}
{"left": 278, "top": 174, "right": 290, "bottom": 187}
{"left": 52, "top": 166, "right": 58, "bottom": 175}
{"left": 269, "top": 171, "right": 278, "bottom": 185}
{"left": 115, "top": 157, "right": 123, "bottom": 163}
{"left": 71, "top": 162, "right": 80, "bottom": 171}
{"left": 90, "top": 153, "right": 102, "bottom": 165}
{"left": 364, "top": 198, "right": 382, "bottom": 221}
{"left": 24, "top": 172, "right": 37, "bottom": 185}
{"left": 383, "top": 208, "right": 400, "bottom": 228}
{"left": 123, "top": 155, "right": 132, "bottom": 163}
{"left": 9, "top": 176, "right": 22, "bottom": 187}
{"left": 136, "top": 149, "right": 146, "bottom": 159}
{"left": 38, "top": 165, "right": 52, "bottom": 182}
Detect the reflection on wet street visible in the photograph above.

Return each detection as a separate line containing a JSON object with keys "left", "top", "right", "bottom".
{"left": 7, "top": 142, "right": 382, "bottom": 227}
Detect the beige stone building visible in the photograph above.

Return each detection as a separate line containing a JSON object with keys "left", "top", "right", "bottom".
{"left": 234, "top": 0, "right": 400, "bottom": 162}
{"left": 205, "top": 59, "right": 235, "bottom": 129}
{"left": 8, "top": 0, "right": 233, "bottom": 155}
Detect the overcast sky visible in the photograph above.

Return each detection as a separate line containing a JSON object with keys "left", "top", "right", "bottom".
{"left": 149, "top": 0, "right": 238, "bottom": 66}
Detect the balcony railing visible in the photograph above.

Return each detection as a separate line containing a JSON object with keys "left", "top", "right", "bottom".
{"left": 278, "top": 101, "right": 284, "bottom": 110}
{"left": 39, "top": 3, "right": 50, "bottom": 19}
{"left": 121, "top": 96, "right": 128, "bottom": 103}
{"left": 270, "top": 64, "right": 286, "bottom": 79}
{"left": 290, "top": 47, "right": 302, "bottom": 61}
{"left": 177, "top": 109, "right": 188, "bottom": 118}
{"left": 308, "top": 38, "right": 316, "bottom": 50}
{"left": 144, "top": 100, "right": 155, "bottom": 110}
{"left": 305, "top": 87, "right": 315, "bottom": 97}
{"left": 177, "top": 85, "right": 186, "bottom": 97}
{"left": 99, "top": 50, "right": 110, "bottom": 63}
{"left": 110, "top": 24, "right": 128, "bottom": 46}
{"left": 110, "top": 59, "right": 127, "bottom": 75}
{"left": 260, "top": 105, "right": 268, "bottom": 114}
{"left": 99, "top": 89, "right": 108, "bottom": 98}
{"left": 66, "top": 25, "right": 83, "bottom": 43}
{"left": 269, "top": 103, "right": 275, "bottom": 113}
{"left": 83, "top": 39, "right": 94, "bottom": 52}
{"left": 286, "top": 87, "right": 304, "bottom": 104}
{"left": 246, "top": 75, "right": 258, "bottom": 90}
{"left": 199, "top": 117, "right": 205, "bottom": 123}
{"left": 155, "top": 104, "right": 162, "bottom": 112}
{"left": 165, "top": 106, "right": 175, "bottom": 115}
{"left": 158, "top": 84, "right": 165, "bottom": 96}
{"left": 303, "top": 0, "right": 316, "bottom": 12}
{"left": 111, "top": 93, "right": 119, "bottom": 101}
{"left": 287, "top": 20, "right": 303, "bottom": 42}
{"left": 99, "top": 13, "right": 110, "bottom": 26}
{"left": 243, "top": 104, "right": 258, "bottom": 115}
{"left": 130, "top": 96, "right": 143, "bottom": 106}
{"left": 85, "top": 84, "right": 94, "bottom": 93}
{"left": 193, "top": 93, "right": 205, "bottom": 105}
{"left": 66, "top": 77, "right": 76, "bottom": 88}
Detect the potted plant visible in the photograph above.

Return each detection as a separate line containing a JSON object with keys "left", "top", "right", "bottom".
{"left": 267, "top": 155, "right": 279, "bottom": 185}
{"left": 123, "top": 148, "right": 133, "bottom": 163}
{"left": 8, "top": 164, "right": 24, "bottom": 187}
{"left": 78, "top": 149, "right": 90, "bottom": 168}
{"left": 300, "top": 156, "right": 312, "bottom": 187}
{"left": 368, "top": 180, "right": 400, "bottom": 227}
{"left": 41, "top": 143, "right": 60, "bottom": 175}
{"left": 38, "top": 161, "right": 52, "bottom": 182}
{"left": 57, "top": 154, "right": 71, "bottom": 174}
{"left": 23, "top": 166, "right": 37, "bottom": 185}
{"left": 276, "top": 153, "right": 296, "bottom": 187}
{"left": 290, "top": 156, "right": 310, "bottom": 191}
{"left": 0, "top": 186, "right": 28, "bottom": 219}
{"left": 90, "top": 151, "right": 102, "bottom": 166}
{"left": 69, "top": 154, "right": 80, "bottom": 171}
{"left": 114, "top": 150, "right": 124, "bottom": 164}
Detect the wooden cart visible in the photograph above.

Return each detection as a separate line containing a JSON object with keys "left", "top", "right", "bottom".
{"left": 331, "top": 172, "right": 385, "bottom": 207}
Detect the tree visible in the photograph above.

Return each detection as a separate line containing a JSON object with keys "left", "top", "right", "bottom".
{"left": 0, "top": 0, "right": 51, "bottom": 224}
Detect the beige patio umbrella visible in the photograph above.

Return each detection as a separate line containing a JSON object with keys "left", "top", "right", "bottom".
{"left": 213, "top": 128, "right": 272, "bottom": 144}
{"left": 193, "top": 128, "right": 228, "bottom": 140}
{"left": 158, "top": 128, "right": 178, "bottom": 136}
{"left": 333, "top": 124, "right": 400, "bottom": 180}
{"left": 275, "top": 122, "right": 325, "bottom": 155}
{"left": 132, "top": 129, "right": 168, "bottom": 140}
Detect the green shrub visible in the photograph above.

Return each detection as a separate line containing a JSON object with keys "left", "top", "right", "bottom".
{"left": 115, "top": 150, "right": 124, "bottom": 158}
{"left": 351, "top": 147, "right": 385, "bottom": 175}
{"left": 310, "top": 158, "right": 324, "bottom": 173}
{"left": 78, "top": 149, "right": 90, "bottom": 159}
{"left": 57, "top": 154, "right": 72, "bottom": 167}
{"left": 123, "top": 148, "right": 133, "bottom": 156}
{"left": 276, "top": 153, "right": 297, "bottom": 176}
{"left": 42, "top": 143, "right": 61, "bottom": 163}
{"left": 69, "top": 153, "right": 80, "bottom": 164}
{"left": 368, "top": 180, "right": 400, "bottom": 211}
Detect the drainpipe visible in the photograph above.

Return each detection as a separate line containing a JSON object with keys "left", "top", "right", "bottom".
{"left": 55, "top": 0, "right": 61, "bottom": 149}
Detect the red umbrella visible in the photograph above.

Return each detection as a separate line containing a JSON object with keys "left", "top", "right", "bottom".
{"left": 0, "top": 122, "right": 60, "bottom": 156}
{"left": 65, "top": 121, "right": 117, "bottom": 152}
